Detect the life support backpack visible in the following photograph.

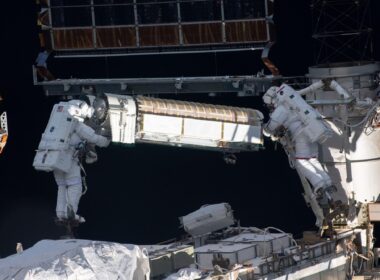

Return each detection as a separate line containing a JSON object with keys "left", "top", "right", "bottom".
{"left": 276, "top": 84, "right": 332, "bottom": 143}
{"left": 33, "top": 102, "right": 80, "bottom": 172}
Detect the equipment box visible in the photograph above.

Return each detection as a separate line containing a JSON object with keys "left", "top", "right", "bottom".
{"left": 142, "top": 244, "right": 194, "bottom": 279}
{"left": 221, "top": 232, "right": 292, "bottom": 256}
{"left": 195, "top": 243, "right": 257, "bottom": 270}
{"left": 180, "top": 203, "right": 234, "bottom": 236}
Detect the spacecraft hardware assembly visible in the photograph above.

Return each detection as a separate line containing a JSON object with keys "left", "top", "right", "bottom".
{"left": 1, "top": 0, "right": 380, "bottom": 279}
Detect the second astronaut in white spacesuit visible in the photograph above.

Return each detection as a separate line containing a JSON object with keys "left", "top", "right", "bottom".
{"left": 33, "top": 100, "right": 110, "bottom": 222}
{"left": 263, "top": 84, "right": 334, "bottom": 201}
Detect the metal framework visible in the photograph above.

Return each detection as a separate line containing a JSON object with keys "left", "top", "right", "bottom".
{"left": 33, "top": 66, "right": 277, "bottom": 96}
{"left": 311, "top": 0, "right": 373, "bottom": 64}
{"left": 37, "top": 0, "right": 273, "bottom": 56}
{"left": 33, "top": 1, "right": 291, "bottom": 97}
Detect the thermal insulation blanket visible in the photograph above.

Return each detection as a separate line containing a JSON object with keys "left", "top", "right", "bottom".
{"left": 164, "top": 268, "right": 202, "bottom": 280}
{"left": 0, "top": 239, "right": 150, "bottom": 280}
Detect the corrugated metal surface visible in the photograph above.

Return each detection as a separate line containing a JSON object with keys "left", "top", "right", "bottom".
{"left": 182, "top": 23, "right": 222, "bottom": 45}
{"left": 369, "top": 204, "right": 380, "bottom": 222}
{"left": 53, "top": 29, "right": 93, "bottom": 49}
{"left": 225, "top": 20, "right": 268, "bottom": 42}
{"left": 49, "top": 20, "right": 268, "bottom": 50}
{"left": 139, "top": 25, "right": 179, "bottom": 47}
{"left": 96, "top": 27, "right": 136, "bottom": 48}
{"left": 39, "top": 0, "right": 272, "bottom": 52}
{"left": 136, "top": 97, "right": 263, "bottom": 125}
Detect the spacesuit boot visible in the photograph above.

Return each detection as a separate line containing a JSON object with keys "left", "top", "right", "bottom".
{"left": 55, "top": 183, "right": 85, "bottom": 223}
{"left": 75, "top": 214, "right": 86, "bottom": 224}
{"left": 66, "top": 205, "right": 85, "bottom": 223}
{"left": 314, "top": 186, "right": 331, "bottom": 200}
{"left": 314, "top": 184, "right": 341, "bottom": 214}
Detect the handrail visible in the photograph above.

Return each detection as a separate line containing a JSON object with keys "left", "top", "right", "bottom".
{"left": 257, "top": 240, "right": 336, "bottom": 275}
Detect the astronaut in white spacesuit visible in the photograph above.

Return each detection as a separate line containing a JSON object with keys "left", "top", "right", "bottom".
{"left": 33, "top": 100, "right": 110, "bottom": 223}
{"left": 262, "top": 83, "right": 335, "bottom": 201}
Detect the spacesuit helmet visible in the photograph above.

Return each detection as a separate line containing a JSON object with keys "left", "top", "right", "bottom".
{"left": 68, "top": 100, "right": 94, "bottom": 120}
{"left": 262, "top": 86, "right": 278, "bottom": 106}
{"left": 92, "top": 96, "right": 108, "bottom": 123}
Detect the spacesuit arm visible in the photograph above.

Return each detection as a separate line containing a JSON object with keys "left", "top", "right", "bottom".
{"left": 264, "top": 105, "right": 288, "bottom": 136}
{"left": 75, "top": 122, "right": 110, "bottom": 147}
{"left": 297, "top": 80, "right": 324, "bottom": 96}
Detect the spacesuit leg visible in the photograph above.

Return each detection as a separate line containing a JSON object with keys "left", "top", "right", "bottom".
{"left": 308, "top": 158, "right": 332, "bottom": 187}
{"left": 65, "top": 162, "right": 84, "bottom": 221}
{"left": 294, "top": 135, "right": 329, "bottom": 192}
{"left": 295, "top": 159, "right": 326, "bottom": 191}
{"left": 294, "top": 135, "right": 314, "bottom": 158}
{"left": 66, "top": 182, "right": 82, "bottom": 219}
{"left": 54, "top": 170, "right": 68, "bottom": 219}
{"left": 56, "top": 186, "right": 68, "bottom": 219}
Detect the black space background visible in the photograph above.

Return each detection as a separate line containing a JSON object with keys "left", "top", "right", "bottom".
{"left": 0, "top": 1, "right": 379, "bottom": 258}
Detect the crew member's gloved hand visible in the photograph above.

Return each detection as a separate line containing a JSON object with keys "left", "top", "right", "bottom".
{"left": 85, "top": 150, "right": 98, "bottom": 164}
{"left": 97, "top": 136, "right": 111, "bottom": 147}
{"left": 270, "top": 135, "right": 279, "bottom": 141}
{"left": 263, "top": 125, "right": 272, "bottom": 137}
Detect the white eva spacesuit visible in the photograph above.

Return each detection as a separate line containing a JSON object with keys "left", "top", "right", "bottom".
{"left": 263, "top": 83, "right": 334, "bottom": 199}
{"left": 33, "top": 100, "right": 110, "bottom": 222}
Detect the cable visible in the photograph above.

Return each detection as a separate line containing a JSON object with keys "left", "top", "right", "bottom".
{"left": 264, "top": 226, "right": 298, "bottom": 247}
{"left": 79, "top": 162, "right": 88, "bottom": 195}
{"left": 333, "top": 100, "right": 380, "bottom": 129}
{"left": 349, "top": 252, "right": 354, "bottom": 278}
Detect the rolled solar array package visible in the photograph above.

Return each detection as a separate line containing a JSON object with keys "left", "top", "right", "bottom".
{"left": 105, "top": 94, "right": 264, "bottom": 152}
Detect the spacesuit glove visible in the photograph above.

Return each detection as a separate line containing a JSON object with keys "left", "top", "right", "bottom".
{"left": 270, "top": 135, "right": 279, "bottom": 141}
{"left": 97, "top": 135, "right": 111, "bottom": 147}
{"left": 85, "top": 150, "right": 98, "bottom": 164}
{"left": 262, "top": 126, "right": 272, "bottom": 137}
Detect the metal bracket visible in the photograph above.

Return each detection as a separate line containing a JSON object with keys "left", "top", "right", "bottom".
{"left": 63, "top": 84, "right": 71, "bottom": 92}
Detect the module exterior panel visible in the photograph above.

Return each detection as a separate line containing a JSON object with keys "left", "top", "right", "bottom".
{"left": 221, "top": 232, "right": 292, "bottom": 256}
{"left": 141, "top": 114, "right": 183, "bottom": 136}
{"left": 195, "top": 243, "right": 257, "bottom": 270}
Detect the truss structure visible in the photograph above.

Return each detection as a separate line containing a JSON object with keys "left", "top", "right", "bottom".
{"left": 311, "top": 0, "right": 373, "bottom": 64}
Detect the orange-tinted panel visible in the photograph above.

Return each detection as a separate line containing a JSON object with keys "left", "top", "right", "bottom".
{"left": 182, "top": 23, "right": 222, "bottom": 45}
{"left": 139, "top": 25, "right": 179, "bottom": 47}
{"left": 96, "top": 27, "right": 136, "bottom": 48}
{"left": 225, "top": 20, "right": 268, "bottom": 43}
{"left": 39, "top": 30, "right": 53, "bottom": 50}
{"left": 53, "top": 29, "right": 93, "bottom": 49}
